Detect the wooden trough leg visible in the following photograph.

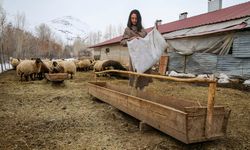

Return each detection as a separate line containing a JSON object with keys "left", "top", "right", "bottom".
{"left": 205, "top": 79, "right": 217, "bottom": 138}
{"left": 139, "top": 121, "right": 153, "bottom": 132}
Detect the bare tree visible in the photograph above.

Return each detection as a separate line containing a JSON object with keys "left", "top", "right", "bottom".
{"left": 117, "top": 24, "right": 125, "bottom": 36}
{"left": 14, "top": 12, "right": 26, "bottom": 58}
{"left": 103, "top": 24, "right": 115, "bottom": 40}
{"left": 0, "top": 4, "right": 6, "bottom": 71}
{"left": 103, "top": 24, "right": 124, "bottom": 41}
{"left": 87, "top": 31, "right": 102, "bottom": 46}
{"left": 4, "top": 23, "right": 14, "bottom": 68}
{"left": 73, "top": 36, "right": 82, "bottom": 57}
{"left": 35, "top": 23, "right": 52, "bottom": 58}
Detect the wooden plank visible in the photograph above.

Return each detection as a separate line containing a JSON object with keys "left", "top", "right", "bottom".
{"left": 185, "top": 107, "right": 225, "bottom": 117}
{"left": 186, "top": 109, "right": 226, "bottom": 142}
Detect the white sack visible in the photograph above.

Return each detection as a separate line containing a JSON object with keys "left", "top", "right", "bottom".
{"left": 127, "top": 27, "right": 167, "bottom": 73}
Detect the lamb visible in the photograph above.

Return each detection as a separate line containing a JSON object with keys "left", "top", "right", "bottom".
{"left": 58, "top": 61, "right": 76, "bottom": 79}
{"left": 9, "top": 57, "right": 21, "bottom": 70}
{"left": 16, "top": 58, "right": 42, "bottom": 81}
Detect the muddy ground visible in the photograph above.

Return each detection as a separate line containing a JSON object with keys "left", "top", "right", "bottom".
{"left": 0, "top": 70, "right": 249, "bottom": 149}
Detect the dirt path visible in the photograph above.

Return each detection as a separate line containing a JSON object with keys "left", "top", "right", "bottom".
{"left": 0, "top": 70, "right": 249, "bottom": 149}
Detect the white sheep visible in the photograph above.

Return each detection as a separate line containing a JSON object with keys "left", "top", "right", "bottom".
{"left": 16, "top": 58, "right": 42, "bottom": 81}
{"left": 73, "top": 60, "right": 80, "bottom": 71}
{"left": 9, "top": 57, "right": 21, "bottom": 70}
{"left": 77, "top": 59, "right": 91, "bottom": 71}
{"left": 58, "top": 61, "right": 76, "bottom": 79}
{"left": 93, "top": 60, "right": 106, "bottom": 72}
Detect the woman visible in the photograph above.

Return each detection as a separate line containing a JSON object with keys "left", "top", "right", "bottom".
{"left": 121, "top": 9, "right": 153, "bottom": 90}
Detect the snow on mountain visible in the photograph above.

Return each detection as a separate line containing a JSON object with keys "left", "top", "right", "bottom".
{"left": 47, "top": 16, "right": 91, "bottom": 43}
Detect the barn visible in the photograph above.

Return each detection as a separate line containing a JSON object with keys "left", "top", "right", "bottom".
{"left": 90, "top": 1, "right": 250, "bottom": 79}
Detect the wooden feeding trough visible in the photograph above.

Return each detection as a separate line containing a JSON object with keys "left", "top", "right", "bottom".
{"left": 88, "top": 70, "right": 231, "bottom": 144}
{"left": 45, "top": 73, "right": 68, "bottom": 83}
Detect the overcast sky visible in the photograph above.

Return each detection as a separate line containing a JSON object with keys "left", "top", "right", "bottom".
{"left": 2, "top": 0, "right": 250, "bottom": 33}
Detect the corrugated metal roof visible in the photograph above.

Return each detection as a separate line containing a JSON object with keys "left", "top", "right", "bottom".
{"left": 233, "top": 31, "right": 250, "bottom": 58}
{"left": 90, "top": 1, "right": 250, "bottom": 48}
{"left": 157, "top": 1, "right": 250, "bottom": 34}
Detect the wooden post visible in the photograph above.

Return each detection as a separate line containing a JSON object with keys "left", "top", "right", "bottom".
{"left": 205, "top": 75, "right": 217, "bottom": 138}
{"left": 159, "top": 55, "right": 168, "bottom": 75}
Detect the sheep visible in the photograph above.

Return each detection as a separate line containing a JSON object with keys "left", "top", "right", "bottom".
{"left": 58, "top": 61, "right": 76, "bottom": 79}
{"left": 16, "top": 58, "right": 42, "bottom": 81}
{"left": 73, "top": 60, "right": 80, "bottom": 71}
{"left": 93, "top": 60, "right": 127, "bottom": 79}
{"left": 94, "top": 60, "right": 126, "bottom": 72}
{"left": 9, "top": 57, "right": 21, "bottom": 70}
{"left": 77, "top": 59, "right": 91, "bottom": 71}
{"left": 50, "top": 61, "right": 64, "bottom": 73}
{"left": 88, "top": 60, "right": 96, "bottom": 70}
{"left": 43, "top": 60, "right": 53, "bottom": 69}
{"left": 37, "top": 60, "right": 51, "bottom": 80}
{"left": 102, "top": 60, "right": 127, "bottom": 71}
{"left": 93, "top": 60, "right": 105, "bottom": 72}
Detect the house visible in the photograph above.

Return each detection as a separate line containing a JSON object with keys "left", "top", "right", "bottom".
{"left": 90, "top": 1, "right": 250, "bottom": 79}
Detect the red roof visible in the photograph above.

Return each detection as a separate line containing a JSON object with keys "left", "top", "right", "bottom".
{"left": 90, "top": 1, "right": 250, "bottom": 48}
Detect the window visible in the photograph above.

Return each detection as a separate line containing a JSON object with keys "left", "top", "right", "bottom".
{"left": 105, "top": 48, "right": 110, "bottom": 54}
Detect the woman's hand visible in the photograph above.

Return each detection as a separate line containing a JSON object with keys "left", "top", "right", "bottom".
{"left": 129, "top": 36, "right": 139, "bottom": 41}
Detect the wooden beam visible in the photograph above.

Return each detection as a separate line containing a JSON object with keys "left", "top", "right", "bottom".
{"left": 95, "top": 70, "right": 216, "bottom": 83}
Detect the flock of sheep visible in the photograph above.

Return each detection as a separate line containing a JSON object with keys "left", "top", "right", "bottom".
{"left": 9, "top": 57, "right": 127, "bottom": 81}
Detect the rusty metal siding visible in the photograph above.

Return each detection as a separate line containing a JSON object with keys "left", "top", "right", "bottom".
{"left": 217, "top": 55, "right": 250, "bottom": 79}
{"left": 186, "top": 53, "right": 217, "bottom": 74}
{"left": 168, "top": 52, "right": 250, "bottom": 79}
{"left": 233, "top": 31, "right": 250, "bottom": 58}
{"left": 168, "top": 52, "right": 185, "bottom": 73}
{"left": 168, "top": 52, "right": 217, "bottom": 74}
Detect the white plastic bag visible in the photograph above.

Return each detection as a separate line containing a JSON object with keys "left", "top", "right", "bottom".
{"left": 127, "top": 27, "right": 167, "bottom": 73}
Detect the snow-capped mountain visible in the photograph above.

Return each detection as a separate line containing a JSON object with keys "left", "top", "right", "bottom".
{"left": 47, "top": 16, "right": 91, "bottom": 43}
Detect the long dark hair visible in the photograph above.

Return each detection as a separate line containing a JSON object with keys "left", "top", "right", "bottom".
{"left": 127, "top": 9, "right": 143, "bottom": 32}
